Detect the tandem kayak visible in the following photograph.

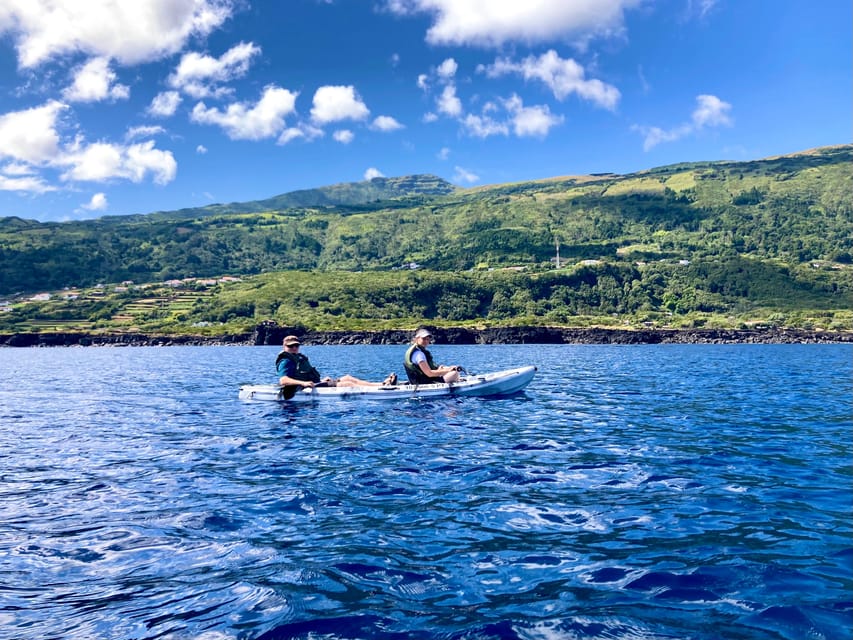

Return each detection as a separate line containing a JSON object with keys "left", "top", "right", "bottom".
{"left": 238, "top": 365, "right": 536, "bottom": 402}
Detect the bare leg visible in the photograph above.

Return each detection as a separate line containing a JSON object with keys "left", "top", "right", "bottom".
{"left": 336, "top": 373, "right": 396, "bottom": 387}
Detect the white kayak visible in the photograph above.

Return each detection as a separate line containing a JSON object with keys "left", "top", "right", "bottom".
{"left": 238, "top": 365, "right": 536, "bottom": 402}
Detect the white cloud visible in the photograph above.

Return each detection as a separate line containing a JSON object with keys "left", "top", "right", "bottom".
{"left": 62, "top": 57, "right": 129, "bottom": 103}
{"left": 0, "top": 0, "right": 234, "bottom": 68}
{"left": 311, "top": 85, "right": 370, "bottom": 124}
{"left": 386, "top": 0, "right": 640, "bottom": 48}
{"left": 82, "top": 192, "right": 108, "bottom": 211}
{"left": 417, "top": 73, "right": 429, "bottom": 90}
{"left": 126, "top": 125, "right": 165, "bottom": 140}
{"left": 371, "top": 115, "right": 404, "bottom": 131}
{"left": 60, "top": 139, "right": 177, "bottom": 185}
{"left": 333, "top": 129, "right": 354, "bottom": 144}
{"left": 364, "top": 167, "right": 384, "bottom": 180}
{"left": 1, "top": 161, "right": 35, "bottom": 176}
{"left": 504, "top": 94, "right": 563, "bottom": 137}
{"left": 277, "top": 124, "right": 324, "bottom": 145}
{"left": 633, "top": 94, "right": 732, "bottom": 150}
{"left": 0, "top": 162, "right": 56, "bottom": 193}
{"left": 0, "top": 172, "right": 54, "bottom": 193}
{"left": 196, "top": 144, "right": 207, "bottom": 154}
{"left": 437, "top": 84, "right": 462, "bottom": 117}
{"left": 437, "top": 57, "right": 458, "bottom": 78}
{"left": 481, "top": 50, "right": 620, "bottom": 110}
{"left": 461, "top": 113, "right": 508, "bottom": 138}
{"left": 692, "top": 94, "right": 732, "bottom": 127}
{"left": 277, "top": 128, "right": 304, "bottom": 145}
{"left": 0, "top": 99, "right": 178, "bottom": 191}
{"left": 453, "top": 166, "right": 479, "bottom": 183}
{"left": 168, "top": 41, "right": 261, "bottom": 98}
{"left": 148, "top": 91, "right": 182, "bottom": 117}
{"left": 0, "top": 100, "right": 66, "bottom": 164}
{"left": 437, "top": 147, "right": 450, "bottom": 160}
{"left": 191, "top": 85, "right": 298, "bottom": 140}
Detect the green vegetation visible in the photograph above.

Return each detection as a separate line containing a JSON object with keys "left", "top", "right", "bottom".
{"left": 1, "top": 146, "right": 851, "bottom": 335}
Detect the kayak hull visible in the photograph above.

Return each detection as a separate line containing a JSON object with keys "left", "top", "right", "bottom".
{"left": 238, "top": 365, "right": 536, "bottom": 402}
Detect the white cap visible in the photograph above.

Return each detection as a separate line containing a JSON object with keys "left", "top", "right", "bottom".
{"left": 414, "top": 328, "right": 433, "bottom": 339}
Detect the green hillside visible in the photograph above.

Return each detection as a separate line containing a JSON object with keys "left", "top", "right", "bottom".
{"left": 1, "top": 146, "right": 851, "bottom": 334}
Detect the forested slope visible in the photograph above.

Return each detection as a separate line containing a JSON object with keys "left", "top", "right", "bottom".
{"left": 1, "top": 145, "right": 850, "bottom": 334}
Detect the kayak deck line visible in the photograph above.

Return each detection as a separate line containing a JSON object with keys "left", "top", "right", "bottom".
{"left": 238, "top": 365, "right": 537, "bottom": 402}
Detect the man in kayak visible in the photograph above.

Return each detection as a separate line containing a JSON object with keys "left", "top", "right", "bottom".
{"left": 403, "top": 328, "right": 463, "bottom": 384}
{"left": 276, "top": 335, "right": 397, "bottom": 390}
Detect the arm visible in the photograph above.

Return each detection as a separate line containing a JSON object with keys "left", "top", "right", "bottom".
{"left": 279, "top": 374, "right": 315, "bottom": 388}
{"left": 415, "top": 359, "right": 457, "bottom": 379}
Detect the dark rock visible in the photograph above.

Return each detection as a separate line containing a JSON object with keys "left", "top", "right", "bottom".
{"left": 1, "top": 324, "right": 850, "bottom": 347}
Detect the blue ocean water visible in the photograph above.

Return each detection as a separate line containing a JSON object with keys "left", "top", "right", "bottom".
{"left": 0, "top": 343, "right": 850, "bottom": 640}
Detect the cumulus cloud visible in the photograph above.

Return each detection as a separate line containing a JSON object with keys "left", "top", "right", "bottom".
{"left": 481, "top": 50, "right": 620, "bottom": 110}
{"left": 1, "top": 161, "right": 35, "bottom": 176}
{"left": 196, "top": 144, "right": 207, "bottom": 154}
{"left": 633, "top": 94, "right": 733, "bottom": 150}
{"left": 0, "top": 0, "right": 234, "bottom": 68}
{"left": 452, "top": 93, "right": 562, "bottom": 140}
{"left": 148, "top": 91, "right": 182, "bottom": 117}
{"left": 82, "top": 192, "right": 108, "bottom": 211}
{"left": 310, "top": 85, "right": 370, "bottom": 124}
{"left": 0, "top": 160, "right": 55, "bottom": 192}
{"left": 0, "top": 100, "right": 66, "bottom": 164}
{"left": 60, "top": 139, "right": 177, "bottom": 185}
{"left": 277, "top": 124, "right": 324, "bottom": 145}
{"left": 436, "top": 85, "right": 462, "bottom": 117}
{"left": 333, "top": 129, "right": 354, "bottom": 144}
{"left": 504, "top": 94, "right": 563, "bottom": 137}
{"left": 437, "top": 57, "right": 458, "bottom": 79}
{"left": 371, "top": 115, "right": 404, "bottom": 131}
{"left": 0, "top": 173, "right": 55, "bottom": 193}
{"left": 385, "top": 0, "right": 640, "bottom": 48}
{"left": 191, "top": 85, "right": 298, "bottom": 140}
{"left": 62, "top": 57, "right": 130, "bottom": 103}
{"left": 168, "top": 41, "right": 261, "bottom": 98}
{"left": 692, "top": 94, "right": 732, "bottom": 127}
{"left": 437, "top": 147, "right": 450, "bottom": 160}
{"left": 462, "top": 112, "right": 508, "bottom": 138}
{"left": 0, "top": 100, "right": 177, "bottom": 192}
{"left": 364, "top": 167, "right": 384, "bottom": 180}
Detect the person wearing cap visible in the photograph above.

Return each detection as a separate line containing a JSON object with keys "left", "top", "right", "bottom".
{"left": 276, "top": 335, "right": 397, "bottom": 392}
{"left": 403, "top": 329, "right": 462, "bottom": 384}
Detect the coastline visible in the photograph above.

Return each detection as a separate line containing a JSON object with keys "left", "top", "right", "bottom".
{"left": 2, "top": 323, "right": 851, "bottom": 347}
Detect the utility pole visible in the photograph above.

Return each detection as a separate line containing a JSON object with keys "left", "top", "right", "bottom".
{"left": 555, "top": 237, "right": 560, "bottom": 269}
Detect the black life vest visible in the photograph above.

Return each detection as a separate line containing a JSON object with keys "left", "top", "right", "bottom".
{"left": 404, "top": 344, "right": 437, "bottom": 384}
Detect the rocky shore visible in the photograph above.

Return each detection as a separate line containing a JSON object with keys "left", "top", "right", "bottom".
{"left": 2, "top": 322, "right": 851, "bottom": 347}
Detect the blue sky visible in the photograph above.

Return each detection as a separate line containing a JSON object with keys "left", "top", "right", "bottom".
{"left": 0, "top": 0, "right": 849, "bottom": 222}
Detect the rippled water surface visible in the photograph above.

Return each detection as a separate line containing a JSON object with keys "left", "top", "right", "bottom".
{"left": 1, "top": 344, "right": 850, "bottom": 639}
